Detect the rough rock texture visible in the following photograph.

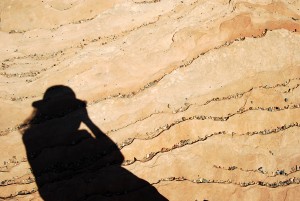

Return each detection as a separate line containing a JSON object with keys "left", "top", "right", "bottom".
{"left": 0, "top": 0, "right": 300, "bottom": 200}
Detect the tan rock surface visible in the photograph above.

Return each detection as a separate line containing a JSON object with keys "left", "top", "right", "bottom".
{"left": 0, "top": 0, "right": 299, "bottom": 200}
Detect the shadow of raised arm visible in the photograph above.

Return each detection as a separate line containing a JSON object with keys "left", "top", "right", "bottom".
{"left": 82, "top": 113, "right": 105, "bottom": 139}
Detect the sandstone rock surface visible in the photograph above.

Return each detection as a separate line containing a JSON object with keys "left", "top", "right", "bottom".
{"left": 0, "top": 0, "right": 300, "bottom": 200}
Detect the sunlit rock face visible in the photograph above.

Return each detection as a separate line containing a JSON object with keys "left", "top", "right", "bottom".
{"left": 0, "top": 0, "right": 300, "bottom": 200}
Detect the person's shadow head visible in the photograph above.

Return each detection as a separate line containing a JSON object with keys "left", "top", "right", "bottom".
{"left": 22, "top": 85, "right": 167, "bottom": 201}
{"left": 30, "top": 85, "right": 86, "bottom": 125}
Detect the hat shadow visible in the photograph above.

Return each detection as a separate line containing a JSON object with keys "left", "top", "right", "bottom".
{"left": 22, "top": 85, "right": 167, "bottom": 201}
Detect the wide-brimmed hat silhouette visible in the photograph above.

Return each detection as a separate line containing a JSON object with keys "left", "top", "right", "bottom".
{"left": 32, "top": 85, "right": 86, "bottom": 117}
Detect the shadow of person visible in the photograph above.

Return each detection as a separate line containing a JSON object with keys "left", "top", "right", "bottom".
{"left": 22, "top": 85, "right": 167, "bottom": 201}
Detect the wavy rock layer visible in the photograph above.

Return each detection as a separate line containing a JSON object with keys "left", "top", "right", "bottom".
{"left": 0, "top": 0, "right": 300, "bottom": 200}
